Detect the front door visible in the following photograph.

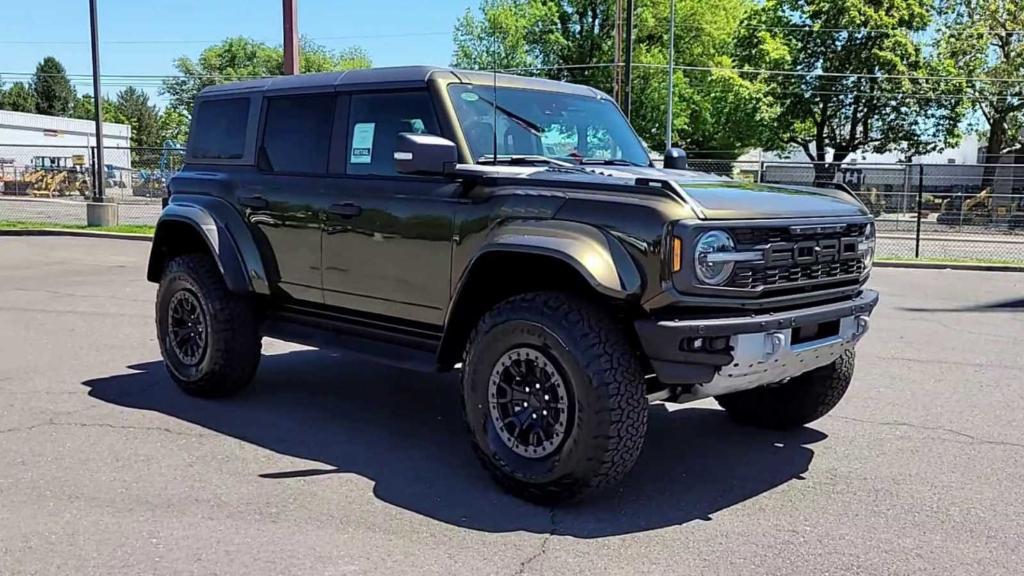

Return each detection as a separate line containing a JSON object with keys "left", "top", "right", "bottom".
{"left": 321, "top": 90, "right": 459, "bottom": 326}
{"left": 242, "top": 93, "right": 336, "bottom": 304}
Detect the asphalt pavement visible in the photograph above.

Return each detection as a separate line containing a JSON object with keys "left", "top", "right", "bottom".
{"left": 1, "top": 237, "right": 1022, "bottom": 575}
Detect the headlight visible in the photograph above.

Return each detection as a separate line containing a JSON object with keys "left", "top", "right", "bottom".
{"left": 694, "top": 230, "right": 736, "bottom": 285}
{"left": 860, "top": 222, "right": 876, "bottom": 271}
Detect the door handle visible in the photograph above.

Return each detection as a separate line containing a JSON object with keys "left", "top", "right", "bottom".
{"left": 239, "top": 195, "right": 269, "bottom": 209}
{"left": 329, "top": 202, "right": 362, "bottom": 218}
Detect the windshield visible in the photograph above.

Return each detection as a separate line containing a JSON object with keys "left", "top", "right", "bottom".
{"left": 447, "top": 84, "right": 651, "bottom": 166}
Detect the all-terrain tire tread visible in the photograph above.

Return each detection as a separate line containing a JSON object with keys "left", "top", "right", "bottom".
{"left": 461, "top": 291, "right": 647, "bottom": 503}
{"left": 157, "top": 254, "right": 261, "bottom": 398}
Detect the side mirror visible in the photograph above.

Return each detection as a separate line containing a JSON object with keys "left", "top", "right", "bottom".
{"left": 664, "top": 147, "right": 688, "bottom": 170}
{"left": 394, "top": 133, "right": 458, "bottom": 176}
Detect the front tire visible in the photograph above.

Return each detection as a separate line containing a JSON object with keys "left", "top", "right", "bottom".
{"left": 156, "top": 254, "right": 261, "bottom": 398}
{"left": 715, "top": 350, "right": 855, "bottom": 430}
{"left": 461, "top": 292, "right": 648, "bottom": 503}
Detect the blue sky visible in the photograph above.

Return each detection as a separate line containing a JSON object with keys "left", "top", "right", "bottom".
{"left": 0, "top": 0, "right": 476, "bottom": 106}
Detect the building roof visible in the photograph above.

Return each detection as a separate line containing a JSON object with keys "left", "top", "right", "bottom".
{"left": 0, "top": 109, "right": 131, "bottom": 138}
{"left": 199, "top": 65, "right": 609, "bottom": 99}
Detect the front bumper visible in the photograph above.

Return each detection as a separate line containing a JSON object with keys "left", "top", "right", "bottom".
{"left": 635, "top": 290, "right": 878, "bottom": 400}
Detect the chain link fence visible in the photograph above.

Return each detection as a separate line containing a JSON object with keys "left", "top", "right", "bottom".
{"left": 688, "top": 157, "right": 1024, "bottom": 264}
{"left": 2, "top": 144, "right": 1023, "bottom": 263}
{"left": 0, "top": 144, "right": 182, "bottom": 227}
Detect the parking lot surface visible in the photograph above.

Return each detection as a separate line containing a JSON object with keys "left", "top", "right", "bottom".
{"left": 1, "top": 236, "right": 1021, "bottom": 575}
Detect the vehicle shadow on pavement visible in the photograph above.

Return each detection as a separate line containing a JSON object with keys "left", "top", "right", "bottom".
{"left": 81, "top": 349, "right": 827, "bottom": 538}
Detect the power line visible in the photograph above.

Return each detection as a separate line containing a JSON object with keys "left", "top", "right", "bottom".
{"left": 741, "top": 24, "right": 1024, "bottom": 35}
{"left": 0, "top": 31, "right": 451, "bottom": 46}
{"left": 497, "top": 62, "right": 1024, "bottom": 85}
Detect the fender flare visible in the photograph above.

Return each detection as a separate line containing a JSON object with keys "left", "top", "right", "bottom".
{"left": 147, "top": 195, "right": 270, "bottom": 295}
{"left": 466, "top": 220, "right": 643, "bottom": 301}
{"left": 436, "top": 220, "right": 643, "bottom": 368}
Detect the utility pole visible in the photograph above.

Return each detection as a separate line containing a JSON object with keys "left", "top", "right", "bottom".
{"left": 283, "top": 0, "right": 299, "bottom": 75}
{"left": 665, "top": 0, "right": 675, "bottom": 151}
{"left": 88, "top": 0, "right": 105, "bottom": 202}
{"left": 623, "top": 0, "right": 635, "bottom": 119}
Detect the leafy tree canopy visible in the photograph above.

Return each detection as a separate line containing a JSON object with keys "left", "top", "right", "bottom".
{"left": 161, "top": 36, "right": 372, "bottom": 119}
{"left": 32, "top": 56, "right": 76, "bottom": 117}
{"left": 0, "top": 82, "right": 37, "bottom": 113}
{"left": 735, "top": 0, "right": 961, "bottom": 175}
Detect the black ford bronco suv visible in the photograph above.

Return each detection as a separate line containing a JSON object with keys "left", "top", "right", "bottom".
{"left": 148, "top": 66, "right": 877, "bottom": 502}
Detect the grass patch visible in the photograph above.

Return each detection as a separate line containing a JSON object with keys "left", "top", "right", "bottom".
{"left": 0, "top": 220, "right": 154, "bottom": 235}
{"left": 879, "top": 256, "right": 1024, "bottom": 267}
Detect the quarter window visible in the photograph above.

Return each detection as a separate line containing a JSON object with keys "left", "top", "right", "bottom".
{"left": 346, "top": 91, "right": 440, "bottom": 176}
{"left": 190, "top": 98, "right": 250, "bottom": 160}
{"left": 260, "top": 95, "right": 335, "bottom": 174}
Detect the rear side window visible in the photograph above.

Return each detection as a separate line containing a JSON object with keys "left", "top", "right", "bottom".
{"left": 346, "top": 91, "right": 439, "bottom": 176}
{"left": 190, "top": 98, "right": 250, "bottom": 160}
{"left": 259, "top": 94, "right": 335, "bottom": 174}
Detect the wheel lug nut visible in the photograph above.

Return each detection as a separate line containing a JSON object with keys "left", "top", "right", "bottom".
{"left": 542, "top": 410, "right": 548, "bottom": 416}
{"left": 544, "top": 394, "right": 549, "bottom": 400}
{"left": 531, "top": 413, "right": 537, "bottom": 419}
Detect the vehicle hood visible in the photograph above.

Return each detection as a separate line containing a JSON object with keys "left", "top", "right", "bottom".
{"left": 480, "top": 164, "right": 869, "bottom": 220}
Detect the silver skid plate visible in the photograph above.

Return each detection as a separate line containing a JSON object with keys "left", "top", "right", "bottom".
{"left": 681, "top": 315, "right": 869, "bottom": 401}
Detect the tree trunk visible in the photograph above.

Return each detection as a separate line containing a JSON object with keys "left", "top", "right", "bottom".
{"left": 983, "top": 119, "right": 1006, "bottom": 190}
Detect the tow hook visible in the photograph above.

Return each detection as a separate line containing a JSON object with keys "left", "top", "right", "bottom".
{"left": 853, "top": 316, "right": 870, "bottom": 341}
{"left": 763, "top": 332, "right": 786, "bottom": 362}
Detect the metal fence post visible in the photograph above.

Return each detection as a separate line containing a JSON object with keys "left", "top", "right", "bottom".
{"left": 915, "top": 164, "right": 924, "bottom": 259}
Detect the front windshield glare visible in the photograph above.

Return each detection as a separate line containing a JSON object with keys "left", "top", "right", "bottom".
{"left": 447, "top": 84, "right": 651, "bottom": 166}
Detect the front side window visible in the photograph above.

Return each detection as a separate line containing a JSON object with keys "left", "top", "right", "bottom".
{"left": 190, "top": 98, "right": 250, "bottom": 160}
{"left": 260, "top": 94, "right": 335, "bottom": 174}
{"left": 447, "top": 84, "right": 650, "bottom": 166}
{"left": 346, "top": 91, "right": 440, "bottom": 176}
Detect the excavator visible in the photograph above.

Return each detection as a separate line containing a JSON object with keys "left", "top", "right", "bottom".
{"left": 937, "top": 186, "right": 1024, "bottom": 228}
{"left": 23, "top": 156, "right": 91, "bottom": 198}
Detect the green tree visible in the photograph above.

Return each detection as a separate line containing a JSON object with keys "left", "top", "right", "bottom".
{"left": 158, "top": 108, "right": 190, "bottom": 146}
{"left": 451, "top": 0, "right": 772, "bottom": 157}
{"left": 452, "top": 0, "right": 561, "bottom": 71}
{"left": 161, "top": 36, "right": 371, "bottom": 119}
{"left": 735, "top": 0, "right": 960, "bottom": 181}
{"left": 71, "top": 94, "right": 96, "bottom": 120}
{"left": 0, "top": 82, "right": 37, "bottom": 112}
{"left": 112, "top": 87, "right": 161, "bottom": 149}
{"left": 31, "top": 56, "right": 76, "bottom": 116}
{"left": 935, "top": 0, "right": 1024, "bottom": 186}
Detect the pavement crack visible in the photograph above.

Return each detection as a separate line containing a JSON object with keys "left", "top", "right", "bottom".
{"left": 513, "top": 508, "right": 557, "bottom": 576}
{"left": 0, "top": 420, "right": 209, "bottom": 438}
{"left": 832, "top": 415, "right": 1024, "bottom": 449}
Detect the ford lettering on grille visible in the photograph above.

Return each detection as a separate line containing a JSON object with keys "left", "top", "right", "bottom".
{"left": 765, "top": 238, "right": 861, "bottom": 266}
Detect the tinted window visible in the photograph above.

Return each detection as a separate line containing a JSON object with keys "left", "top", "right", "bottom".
{"left": 347, "top": 91, "right": 439, "bottom": 176}
{"left": 260, "top": 95, "right": 335, "bottom": 174}
{"left": 190, "top": 98, "right": 250, "bottom": 160}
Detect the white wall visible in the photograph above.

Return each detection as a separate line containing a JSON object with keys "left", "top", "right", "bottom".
{"left": 0, "top": 110, "right": 132, "bottom": 169}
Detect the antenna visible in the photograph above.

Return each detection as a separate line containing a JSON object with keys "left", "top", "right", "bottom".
{"left": 491, "top": 36, "right": 498, "bottom": 165}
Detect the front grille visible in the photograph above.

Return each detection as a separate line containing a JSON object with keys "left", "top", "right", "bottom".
{"left": 724, "top": 223, "right": 867, "bottom": 291}
{"left": 731, "top": 223, "right": 868, "bottom": 246}
{"left": 730, "top": 258, "right": 865, "bottom": 289}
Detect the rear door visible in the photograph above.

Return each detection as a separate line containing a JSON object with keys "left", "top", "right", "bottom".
{"left": 321, "top": 90, "right": 460, "bottom": 326}
{"left": 241, "top": 93, "right": 336, "bottom": 303}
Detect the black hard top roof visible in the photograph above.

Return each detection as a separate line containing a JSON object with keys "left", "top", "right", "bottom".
{"left": 198, "top": 65, "right": 609, "bottom": 99}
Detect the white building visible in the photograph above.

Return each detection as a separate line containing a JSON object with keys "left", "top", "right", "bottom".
{"left": 0, "top": 109, "right": 132, "bottom": 170}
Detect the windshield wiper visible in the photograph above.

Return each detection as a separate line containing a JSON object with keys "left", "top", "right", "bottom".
{"left": 472, "top": 94, "right": 544, "bottom": 135}
{"left": 477, "top": 155, "right": 573, "bottom": 167}
{"left": 579, "top": 158, "right": 647, "bottom": 167}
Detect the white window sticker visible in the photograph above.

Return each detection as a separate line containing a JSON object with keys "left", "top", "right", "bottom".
{"left": 350, "top": 122, "right": 375, "bottom": 164}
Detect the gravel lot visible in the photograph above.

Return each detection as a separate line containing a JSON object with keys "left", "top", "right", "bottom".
{"left": 1, "top": 236, "right": 1021, "bottom": 575}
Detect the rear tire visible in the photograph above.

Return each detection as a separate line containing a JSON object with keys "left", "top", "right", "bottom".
{"left": 715, "top": 350, "right": 855, "bottom": 430}
{"left": 461, "top": 292, "right": 648, "bottom": 504}
{"left": 156, "top": 254, "right": 261, "bottom": 398}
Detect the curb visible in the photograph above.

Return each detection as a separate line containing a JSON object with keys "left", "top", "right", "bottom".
{"left": 876, "top": 260, "right": 1024, "bottom": 273}
{"left": 0, "top": 228, "right": 152, "bottom": 242}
